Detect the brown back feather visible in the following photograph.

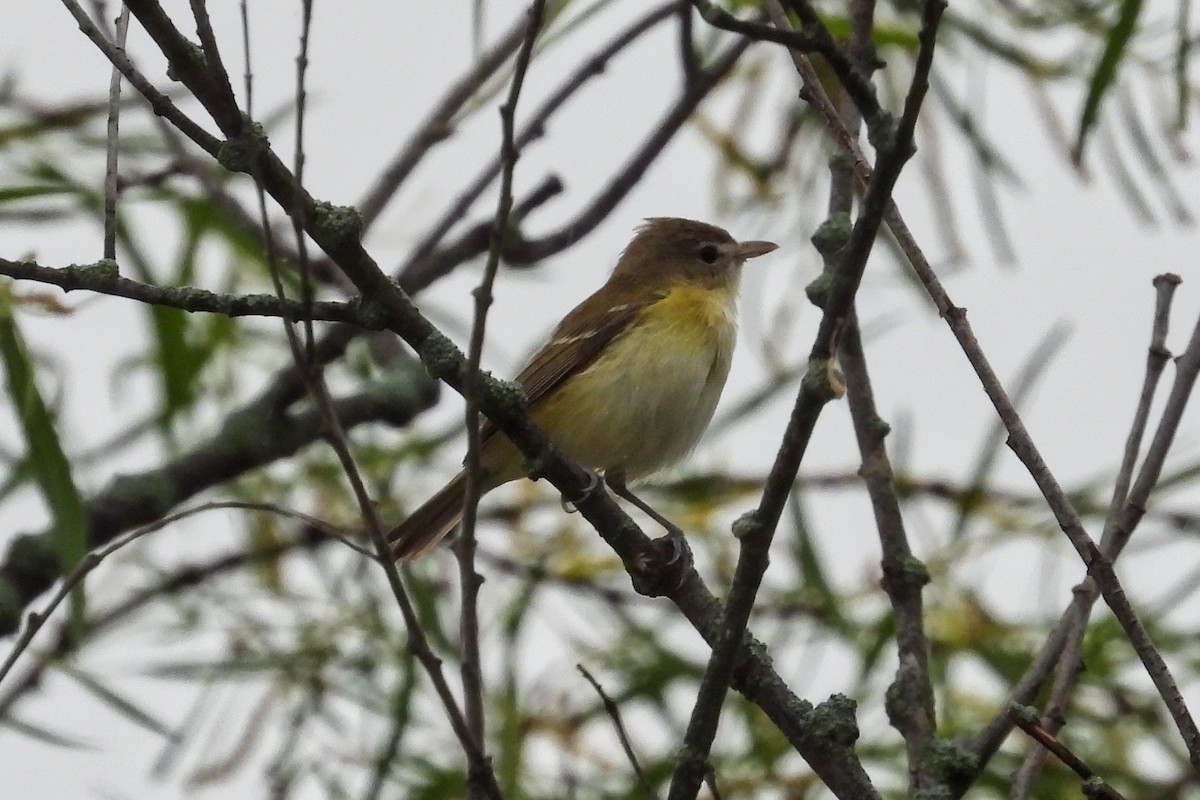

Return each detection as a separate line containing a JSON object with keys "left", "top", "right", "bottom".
{"left": 480, "top": 292, "right": 652, "bottom": 445}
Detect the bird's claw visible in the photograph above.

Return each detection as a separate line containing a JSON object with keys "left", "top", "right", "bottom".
{"left": 560, "top": 471, "right": 601, "bottom": 514}
{"left": 630, "top": 528, "right": 693, "bottom": 597}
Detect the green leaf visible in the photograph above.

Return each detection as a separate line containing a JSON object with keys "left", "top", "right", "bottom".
{"left": 0, "top": 286, "right": 87, "bottom": 625}
{"left": 0, "top": 185, "right": 75, "bottom": 204}
{"left": 113, "top": 219, "right": 207, "bottom": 427}
{"left": 496, "top": 673, "right": 525, "bottom": 797}
{"left": 150, "top": 304, "right": 203, "bottom": 419}
{"left": 58, "top": 664, "right": 175, "bottom": 738}
{"left": 1074, "top": 0, "right": 1144, "bottom": 162}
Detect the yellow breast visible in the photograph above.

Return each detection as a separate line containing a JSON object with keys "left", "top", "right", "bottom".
{"left": 527, "top": 280, "right": 739, "bottom": 480}
{"left": 650, "top": 280, "right": 739, "bottom": 342}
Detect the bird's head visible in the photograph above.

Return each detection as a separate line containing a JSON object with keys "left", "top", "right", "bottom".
{"left": 610, "top": 217, "right": 777, "bottom": 290}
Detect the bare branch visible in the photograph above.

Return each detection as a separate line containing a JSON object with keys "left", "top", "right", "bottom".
{"left": 503, "top": 38, "right": 747, "bottom": 265}
{"left": 578, "top": 665, "right": 656, "bottom": 800}
{"left": 756, "top": 0, "right": 1200, "bottom": 779}
{"left": 0, "top": 518, "right": 327, "bottom": 718}
{"left": 668, "top": 4, "right": 944, "bottom": 798}
{"left": 0, "top": 256, "right": 379, "bottom": 326}
{"left": 458, "top": 0, "right": 546, "bottom": 786}
{"left": 690, "top": 0, "right": 887, "bottom": 138}
{"left": 0, "top": 500, "right": 329, "bottom": 688}
{"left": 187, "top": 0, "right": 239, "bottom": 118}
{"left": 102, "top": 7, "right": 130, "bottom": 261}
{"left": 58, "top": 0, "right": 222, "bottom": 155}
{"left": 1008, "top": 273, "right": 1184, "bottom": 795}
{"left": 1009, "top": 705, "right": 1129, "bottom": 800}
{"left": 122, "top": 0, "right": 245, "bottom": 135}
{"left": 1104, "top": 274, "right": 1182, "bottom": 539}
{"left": 400, "top": 2, "right": 679, "bottom": 277}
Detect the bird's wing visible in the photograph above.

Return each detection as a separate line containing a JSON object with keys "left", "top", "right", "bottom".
{"left": 479, "top": 290, "right": 652, "bottom": 445}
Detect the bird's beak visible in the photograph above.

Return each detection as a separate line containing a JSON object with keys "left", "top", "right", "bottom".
{"left": 735, "top": 240, "right": 778, "bottom": 261}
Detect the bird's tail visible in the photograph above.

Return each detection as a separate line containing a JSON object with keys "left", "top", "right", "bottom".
{"left": 388, "top": 471, "right": 467, "bottom": 561}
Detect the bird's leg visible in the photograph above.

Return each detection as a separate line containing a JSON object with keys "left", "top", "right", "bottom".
{"left": 604, "top": 470, "right": 700, "bottom": 587}
{"left": 604, "top": 470, "right": 682, "bottom": 537}
{"left": 603, "top": 469, "right": 694, "bottom": 595}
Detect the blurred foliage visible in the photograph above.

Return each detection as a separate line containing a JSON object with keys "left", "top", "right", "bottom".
{"left": 706, "top": 0, "right": 1195, "bottom": 264}
{"left": 0, "top": 1, "right": 1198, "bottom": 799}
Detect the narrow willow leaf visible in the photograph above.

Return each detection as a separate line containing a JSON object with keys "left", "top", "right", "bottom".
{"left": 1074, "top": 0, "right": 1145, "bottom": 162}
{"left": 0, "top": 287, "right": 87, "bottom": 627}
{"left": 0, "top": 185, "right": 74, "bottom": 204}
{"left": 58, "top": 664, "right": 175, "bottom": 738}
{"left": 0, "top": 714, "right": 90, "bottom": 749}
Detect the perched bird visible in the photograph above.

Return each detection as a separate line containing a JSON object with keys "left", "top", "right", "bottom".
{"left": 389, "top": 217, "right": 777, "bottom": 560}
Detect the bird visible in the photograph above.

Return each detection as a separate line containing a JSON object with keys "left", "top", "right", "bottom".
{"left": 388, "top": 217, "right": 777, "bottom": 560}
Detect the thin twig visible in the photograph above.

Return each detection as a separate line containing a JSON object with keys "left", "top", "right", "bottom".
{"left": 577, "top": 665, "right": 656, "bottom": 800}
{"left": 677, "top": 0, "right": 697, "bottom": 84}
{"left": 399, "top": 2, "right": 678, "bottom": 278}
{"left": 187, "top": 0, "right": 239, "bottom": 116}
{"left": 1008, "top": 619, "right": 1087, "bottom": 800}
{"left": 458, "top": 0, "right": 546, "bottom": 783}
{"left": 1009, "top": 705, "right": 1129, "bottom": 800}
{"left": 291, "top": 0, "right": 316, "bottom": 365}
{"left": 58, "top": 0, "right": 222, "bottom": 155}
{"left": 0, "top": 257, "right": 379, "bottom": 325}
{"left": 501, "top": 37, "right": 748, "bottom": 265}
{"left": 690, "top": 0, "right": 886, "bottom": 134}
{"left": 0, "top": 372, "right": 435, "bottom": 632}
{"left": 784, "top": 0, "right": 889, "bottom": 135}
{"left": 0, "top": 515, "right": 328, "bottom": 718}
{"left": 688, "top": 0, "right": 822, "bottom": 50}
{"left": 0, "top": 501, "right": 312, "bottom": 688}
{"left": 667, "top": 4, "right": 944, "bottom": 799}
{"left": 1104, "top": 274, "right": 1181, "bottom": 541}
{"left": 1106, "top": 298, "right": 1200, "bottom": 564}
{"left": 122, "top": 0, "right": 245, "bottom": 134}
{"left": 830, "top": 2, "right": 937, "bottom": 792}
{"left": 102, "top": 6, "right": 130, "bottom": 261}
{"left": 1008, "top": 274, "right": 1183, "bottom": 798}
{"left": 843, "top": 314, "right": 938, "bottom": 782}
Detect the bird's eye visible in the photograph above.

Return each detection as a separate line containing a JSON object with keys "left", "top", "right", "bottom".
{"left": 697, "top": 244, "right": 720, "bottom": 264}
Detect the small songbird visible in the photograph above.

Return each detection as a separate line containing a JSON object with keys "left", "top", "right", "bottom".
{"left": 388, "top": 217, "right": 777, "bottom": 560}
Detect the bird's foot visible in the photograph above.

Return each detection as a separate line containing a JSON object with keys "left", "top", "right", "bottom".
{"left": 631, "top": 527, "right": 694, "bottom": 597}
{"left": 560, "top": 470, "right": 601, "bottom": 514}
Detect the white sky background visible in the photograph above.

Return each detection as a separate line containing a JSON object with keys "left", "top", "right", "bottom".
{"left": 2, "top": 1, "right": 1200, "bottom": 798}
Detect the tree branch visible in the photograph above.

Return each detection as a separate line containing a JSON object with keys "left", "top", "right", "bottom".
{"left": 0, "top": 257, "right": 380, "bottom": 326}
{"left": 0, "top": 368, "right": 439, "bottom": 635}
{"left": 458, "top": 0, "right": 546, "bottom": 787}
{"left": 668, "top": 4, "right": 944, "bottom": 798}
{"left": 1009, "top": 705, "right": 1129, "bottom": 800}
{"left": 755, "top": 0, "right": 1200, "bottom": 782}
{"left": 58, "top": 0, "right": 222, "bottom": 155}
{"left": 1008, "top": 273, "right": 1183, "bottom": 797}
